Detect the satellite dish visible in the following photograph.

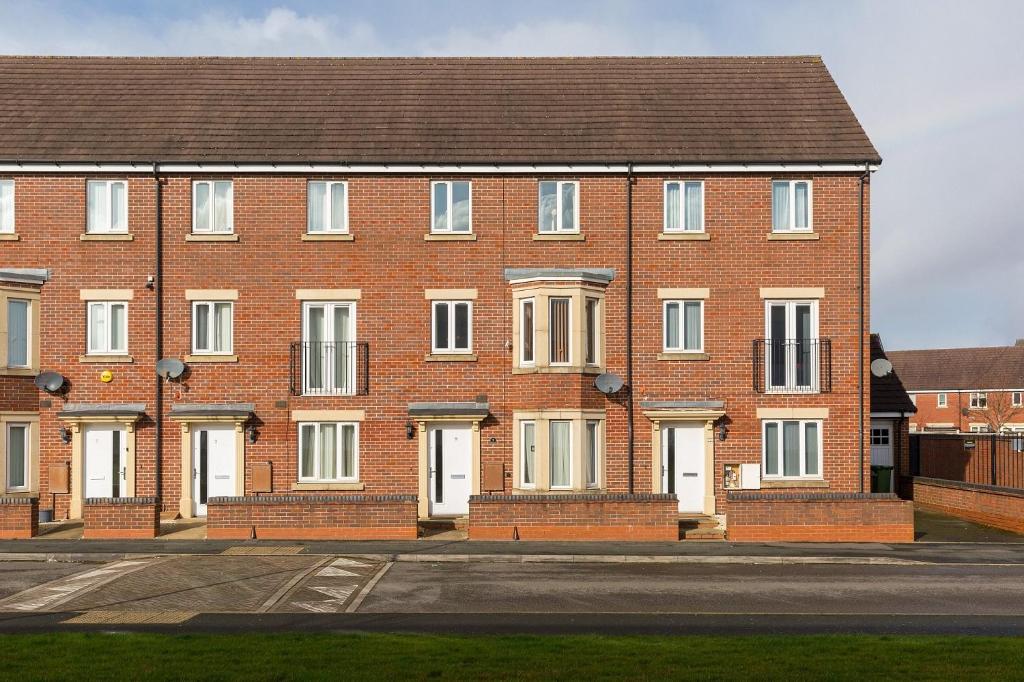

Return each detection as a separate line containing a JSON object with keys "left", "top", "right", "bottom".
{"left": 156, "top": 358, "right": 187, "bottom": 381}
{"left": 870, "top": 358, "right": 893, "bottom": 378}
{"left": 594, "top": 373, "right": 625, "bottom": 395}
{"left": 33, "top": 371, "right": 65, "bottom": 393}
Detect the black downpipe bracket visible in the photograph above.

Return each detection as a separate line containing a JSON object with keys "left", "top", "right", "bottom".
{"left": 153, "top": 165, "right": 163, "bottom": 506}
{"left": 626, "top": 163, "right": 635, "bottom": 494}
{"left": 858, "top": 163, "right": 869, "bottom": 493}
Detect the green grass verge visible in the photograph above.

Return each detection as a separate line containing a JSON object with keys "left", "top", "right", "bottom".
{"left": 3, "top": 633, "right": 1024, "bottom": 681}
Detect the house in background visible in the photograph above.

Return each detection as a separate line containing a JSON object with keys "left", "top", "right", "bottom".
{"left": 869, "top": 334, "right": 916, "bottom": 493}
{"left": 888, "top": 342, "right": 1024, "bottom": 434}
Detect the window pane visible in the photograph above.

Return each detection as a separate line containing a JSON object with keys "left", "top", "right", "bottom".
{"left": 453, "top": 302, "right": 470, "bottom": 350}
{"left": 89, "top": 303, "right": 106, "bottom": 352}
{"left": 772, "top": 181, "right": 790, "bottom": 231}
{"left": 684, "top": 301, "right": 702, "bottom": 351}
{"left": 333, "top": 305, "right": 351, "bottom": 343}
{"left": 794, "top": 182, "right": 809, "bottom": 228}
{"left": 560, "top": 182, "right": 575, "bottom": 231}
{"left": 665, "top": 302, "right": 680, "bottom": 349}
{"left": 299, "top": 425, "right": 316, "bottom": 478}
{"left": 665, "top": 182, "right": 681, "bottom": 230}
{"left": 110, "top": 182, "right": 126, "bottom": 231}
{"left": 214, "top": 182, "right": 231, "bottom": 232}
{"left": 214, "top": 303, "right": 232, "bottom": 352}
{"left": 307, "top": 307, "right": 324, "bottom": 342}
{"left": 585, "top": 298, "right": 598, "bottom": 365}
{"left": 452, "top": 182, "right": 470, "bottom": 232}
{"left": 783, "top": 421, "right": 800, "bottom": 476}
{"left": 549, "top": 298, "right": 570, "bottom": 363}
{"left": 194, "top": 304, "right": 210, "bottom": 352}
{"left": 307, "top": 182, "right": 325, "bottom": 231}
{"left": 433, "top": 182, "right": 449, "bottom": 231}
{"left": 521, "top": 300, "right": 534, "bottom": 363}
{"left": 341, "top": 424, "right": 356, "bottom": 479}
{"left": 550, "top": 421, "right": 571, "bottom": 487}
{"left": 7, "top": 425, "right": 26, "bottom": 489}
{"left": 538, "top": 182, "right": 557, "bottom": 232}
{"left": 194, "top": 183, "right": 210, "bottom": 231}
{"left": 330, "top": 183, "right": 346, "bottom": 232}
{"left": 0, "top": 180, "right": 13, "bottom": 232}
{"left": 684, "top": 182, "right": 702, "bottom": 231}
{"left": 764, "top": 422, "right": 779, "bottom": 476}
{"left": 319, "top": 423, "right": 337, "bottom": 480}
{"left": 768, "top": 304, "right": 787, "bottom": 388}
{"left": 7, "top": 300, "right": 28, "bottom": 367}
{"left": 586, "top": 421, "right": 598, "bottom": 487}
{"left": 87, "top": 181, "right": 107, "bottom": 232}
{"left": 522, "top": 422, "right": 535, "bottom": 485}
{"left": 433, "top": 302, "right": 449, "bottom": 350}
{"left": 805, "top": 422, "right": 819, "bottom": 476}
{"left": 110, "top": 304, "right": 126, "bottom": 352}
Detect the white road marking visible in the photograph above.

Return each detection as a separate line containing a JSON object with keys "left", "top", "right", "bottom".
{"left": 316, "top": 566, "right": 360, "bottom": 577}
{"left": 0, "top": 559, "right": 156, "bottom": 612}
{"left": 309, "top": 585, "right": 356, "bottom": 600}
{"left": 327, "top": 558, "right": 367, "bottom": 568}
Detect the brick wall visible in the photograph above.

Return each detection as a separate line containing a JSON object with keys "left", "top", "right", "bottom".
{"left": 468, "top": 493, "right": 679, "bottom": 541}
{"left": 82, "top": 496, "right": 160, "bottom": 539}
{"left": 909, "top": 477, "right": 1024, "bottom": 534}
{"left": 726, "top": 491, "right": 913, "bottom": 542}
{"left": 0, "top": 497, "right": 38, "bottom": 539}
{"left": 206, "top": 494, "right": 418, "bottom": 540}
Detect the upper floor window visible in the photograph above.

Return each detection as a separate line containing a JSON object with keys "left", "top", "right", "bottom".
{"left": 765, "top": 300, "right": 819, "bottom": 392}
{"left": 538, "top": 181, "right": 578, "bottom": 233}
{"left": 584, "top": 297, "right": 600, "bottom": 366}
{"left": 87, "top": 301, "right": 128, "bottom": 355}
{"left": 307, "top": 181, "right": 348, "bottom": 234}
{"left": 431, "top": 300, "right": 472, "bottom": 354}
{"left": 6, "top": 422, "right": 29, "bottom": 491}
{"left": 772, "top": 180, "right": 813, "bottom": 232}
{"left": 193, "top": 181, "right": 233, "bottom": 234}
{"left": 970, "top": 392, "right": 988, "bottom": 409}
{"left": 1013, "top": 392, "right": 1023, "bottom": 407}
{"left": 937, "top": 392, "right": 947, "bottom": 408}
{"left": 431, "top": 181, "right": 471, "bottom": 233}
{"left": 301, "top": 301, "right": 356, "bottom": 395}
{"left": 520, "top": 298, "right": 535, "bottom": 366}
{"left": 663, "top": 300, "right": 703, "bottom": 353}
{"left": 664, "top": 181, "right": 704, "bottom": 232}
{"left": 192, "top": 301, "right": 233, "bottom": 355}
{"left": 0, "top": 180, "right": 13, "bottom": 234}
{"left": 969, "top": 424, "right": 990, "bottom": 434}
{"left": 6, "top": 298, "right": 29, "bottom": 369}
{"left": 549, "top": 297, "right": 571, "bottom": 365}
{"left": 86, "top": 180, "right": 128, "bottom": 233}
{"left": 512, "top": 283, "right": 605, "bottom": 373}
{"left": 763, "top": 419, "right": 821, "bottom": 479}
{"left": 298, "top": 421, "right": 358, "bottom": 482}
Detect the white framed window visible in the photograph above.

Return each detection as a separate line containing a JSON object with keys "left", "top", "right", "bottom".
{"left": 772, "top": 180, "right": 813, "bottom": 232}
{"left": 298, "top": 422, "right": 358, "bottom": 482}
{"left": 520, "top": 420, "right": 536, "bottom": 489}
{"left": 763, "top": 419, "right": 822, "bottom": 479}
{"left": 538, "top": 180, "right": 579, "bottom": 233}
{"left": 6, "top": 298, "right": 30, "bottom": 368}
{"left": 86, "top": 180, "right": 128, "bottom": 233}
{"left": 191, "top": 301, "right": 233, "bottom": 355}
{"left": 584, "top": 297, "right": 600, "bottom": 366}
{"left": 6, "top": 423, "right": 29, "bottom": 492}
{"left": 549, "top": 297, "right": 572, "bottom": 365}
{"left": 663, "top": 300, "right": 704, "bottom": 352}
{"left": 937, "top": 393, "right": 947, "bottom": 408}
{"left": 307, "top": 181, "right": 348, "bottom": 233}
{"left": 664, "top": 181, "right": 704, "bottom": 232}
{"left": 0, "top": 180, "right": 14, "bottom": 233}
{"left": 431, "top": 181, "right": 472, "bottom": 233}
{"left": 969, "top": 424, "right": 990, "bottom": 434}
{"left": 520, "top": 298, "right": 535, "bottom": 366}
{"left": 549, "top": 420, "right": 572, "bottom": 489}
{"left": 431, "top": 300, "right": 472, "bottom": 354}
{"left": 192, "top": 180, "right": 234, "bottom": 233}
{"left": 585, "top": 420, "right": 600, "bottom": 488}
{"left": 86, "top": 302, "right": 128, "bottom": 355}
{"left": 1013, "top": 392, "right": 1023, "bottom": 407}
{"left": 765, "top": 300, "right": 819, "bottom": 392}
{"left": 970, "top": 392, "right": 988, "bottom": 409}
{"left": 301, "top": 301, "right": 356, "bottom": 395}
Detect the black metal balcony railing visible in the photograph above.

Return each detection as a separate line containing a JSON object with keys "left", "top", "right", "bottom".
{"left": 289, "top": 341, "right": 369, "bottom": 396}
{"left": 752, "top": 338, "right": 831, "bottom": 394}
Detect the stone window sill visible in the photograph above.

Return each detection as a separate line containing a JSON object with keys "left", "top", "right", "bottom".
{"left": 767, "top": 232, "right": 819, "bottom": 241}
{"left": 533, "top": 233, "right": 584, "bottom": 241}
{"left": 185, "top": 354, "right": 239, "bottom": 363}
{"left": 302, "top": 233, "right": 354, "bottom": 241}
{"left": 80, "top": 233, "right": 133, "bottom": 241}
{"left": 291, "top": 482, "right": 365, "bottom": 491}
{"left": 186, "top": 233, "right": 239, "bottom": 242}
{"left": 513, "top": 366, "right": 604, "bottom": 375}
{"left": 79, "top": 354, "right": 133, "bottom": 364}
{"left": 658, "top": 352, "right": 710, "bottom": 361}
{"left": 1, "top": 368, "right": 38, "bottom": 377}
{"left": 424, "top": 233, "right": 477, "bottom": 241}
{"left": 0, "top": 233, "right": 20, "bottom": 241}
{"left": 511, "top": 488, "right": 605, "bottom": 495}
{"left": 425, "top": 353, "right": 478, "bottom": 362}
{"left": 759, "top": 479, "right": 829, "bottom": 489}
{"left": 658, "top": 232, "right": 710, "bottom": 241}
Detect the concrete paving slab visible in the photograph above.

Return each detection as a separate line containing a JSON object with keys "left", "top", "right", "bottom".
{"left": 0, "top": 561, "right": 95, "bottom": 599}
{"left": 915, "top": 509, "right": 1024, "bottom": 543}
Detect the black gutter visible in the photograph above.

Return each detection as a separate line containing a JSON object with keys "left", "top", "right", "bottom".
{"left": 626, "top": 163, "right": 635, "bottom": 494}
{"left": 153, "top": 165, "right": 163, "bottom": 505}
{"left": 858, "top": 163, "right": 870, "bottom": 492}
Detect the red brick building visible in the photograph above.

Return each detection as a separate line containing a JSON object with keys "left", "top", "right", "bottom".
{"left": 0, "top": 56, "right": 911, "bottom": 541}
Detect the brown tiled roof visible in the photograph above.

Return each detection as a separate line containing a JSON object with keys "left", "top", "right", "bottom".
{"left": 870, "top": 334, "right": 916, "bottom": 414}
{"left": 887, "top": 343, "right": 1024, "bottom": 391}
{"left": 0, "top": 56, "right": 879, "bottom": 164}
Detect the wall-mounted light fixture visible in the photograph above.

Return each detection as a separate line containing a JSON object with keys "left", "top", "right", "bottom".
{"left": 246, "top": 425, "right": 259, "bottom": 444}
{"left": 59, "top": 426, "right": 72, "bottom": 444}
{"left": 405, "top": 421, "right": 415, "bottom": 440}
{"left": 718, "top": 424, "right": 729, "bottom": 442}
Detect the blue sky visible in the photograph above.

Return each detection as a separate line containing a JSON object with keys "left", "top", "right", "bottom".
{"left": 3, "top": 0, "right": 1023, "bottom": 350}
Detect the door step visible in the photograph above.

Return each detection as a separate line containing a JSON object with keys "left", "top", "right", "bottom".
{"left": 419, "top": 516, "right": 469, "bottom": 539}
{"left": 679, "top": 515, "right": 725, "bottom": 541}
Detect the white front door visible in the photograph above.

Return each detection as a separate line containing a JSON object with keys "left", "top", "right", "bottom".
{"left": 84, "top": 426, "right": 126, "bottom": 499}
{"left": 428, "top": 424, "right": 472, "bottom": 516}
{"left": 661, "top": 423, "right": 706, "bottom": 513}
{"left": 870, "top": 421, "right": 894, "bottom": 466}
{"left": 193, "top": 425, "right": 237, "bottom": 516}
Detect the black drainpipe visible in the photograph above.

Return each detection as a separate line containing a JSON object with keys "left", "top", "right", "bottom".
{"left": 626, "top": 163, "right": 635, "bottom": 494}
{"left": 858, "top": 162, "right": 869, "bottom": 493}
{"left": 153, "top": 164, "right": 163, "bottom": 505}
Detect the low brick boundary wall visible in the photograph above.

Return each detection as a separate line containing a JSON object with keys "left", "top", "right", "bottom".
{"left": 908, "top": 477, "right": 1024, "bottom": 534}
{"left": 83, "top": 497, "right": 160, "bottom": 539}
{"left": 0, "top": 497, "right": 38, "bottom": 539}
{"left": 206, "top": 495, "right": 419, "bottom": 540}
{"left": 468, "top": 493, "right": 679, "bottom": 541}
{"left": 726, "top": 492, "right": 914, "bottom": 542}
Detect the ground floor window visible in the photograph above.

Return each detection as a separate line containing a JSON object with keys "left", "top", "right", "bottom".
{"left": 515, "top": 412, "right": 604, "bottom": 491}
{"left": 762, "top": 419, "right": 821, "bottom": 479}
{"left": 298, "top": 422, "right": 358, "bottom": 482}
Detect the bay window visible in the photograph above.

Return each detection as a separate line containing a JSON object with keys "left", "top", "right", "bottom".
{"left": 763, "top": 419, "right": 822, "bottom": 479}
{"left": 298, "top": 422, "right": 358, "bottom": 482}
{"left": 514, "top": 411, "right": 604, "bottom": 491}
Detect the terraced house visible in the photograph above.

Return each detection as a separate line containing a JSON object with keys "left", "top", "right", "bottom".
{"left": 0, "top": 56, "right": 913, "bottom": 542}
